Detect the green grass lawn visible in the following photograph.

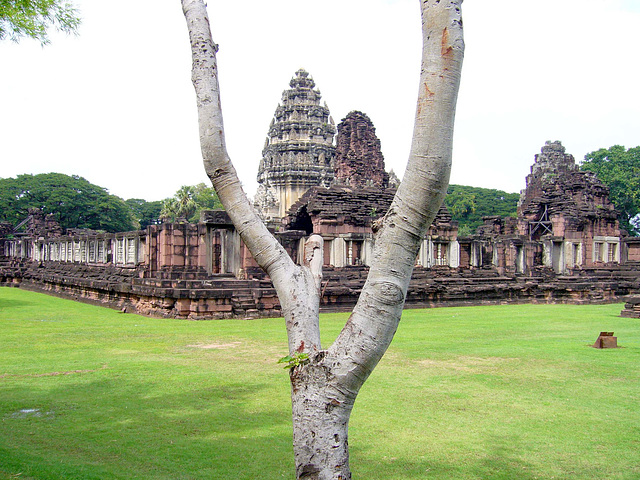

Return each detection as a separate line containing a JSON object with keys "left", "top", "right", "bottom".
{"left": 1, "top": 287, "right": 639, "bottom": 479}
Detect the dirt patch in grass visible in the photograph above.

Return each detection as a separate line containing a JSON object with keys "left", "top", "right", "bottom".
{"left": 0, "top": 365, "right": 108, "bottom": 378}
{"left": 186, "top": 342, "right": 242, "bottom": 350}
{"left": 417, "top": 356, "right": 520, "bottom": 372}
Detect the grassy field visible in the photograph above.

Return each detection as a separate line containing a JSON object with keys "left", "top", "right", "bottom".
{"left": 1, "top": 287, "right": 639, "bottom": 480}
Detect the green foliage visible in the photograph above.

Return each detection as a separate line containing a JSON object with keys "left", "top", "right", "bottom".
{"left": 447, "top": 189, "right": 476, "bottom": 217}
{"left": 580, "top": 145, "right": 640, "bottom": 236}
{"left": 1, "top": 288, "right": 639, "bottom": 479}
{"left": 456, "top": 224, "right": 472, "bottom": 237}
{"left": 0, "top": 0, "right": 80, "bottom": 45}
{"left": 160, "top": 186, "right": 199, "bottom": 223}
{"left": 125, "top": 198, "right": 163, "bottom": 229}
{"left": 0, "top": 175, "right": 223, "bottom": 233}
{"left": 160, "top": 183, "right": 223, "bottom": 223}
{"left": 0, "top": 173, "right": 136, "bottom": 233}
{"left": 191, "top": 182, "right": 224, "bottom": 213}
{"left": 277, "top": 352, "right": 310, "bottom": 370}
{"left": 444, "top": 184, "right": 519, "bottom": 234}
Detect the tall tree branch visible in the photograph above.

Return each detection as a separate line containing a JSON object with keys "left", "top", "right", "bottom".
{"left": 181, "top": 0, "right": 321, "bottom": 353}
{"left": 329, "top": 0, "right": 464, "bottom": 392}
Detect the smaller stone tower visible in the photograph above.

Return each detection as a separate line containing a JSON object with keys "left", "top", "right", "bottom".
{"left": 254, "top": 69, "right": 336, "bottom": 224}
{"left": 517, "top": 140, "right": 618, "bottom": 235}
{"left": 333, "top": 111, "right": 389, "bottom": 189}
{"left": 517, "top": 141, "right": 620, "bottom": 268}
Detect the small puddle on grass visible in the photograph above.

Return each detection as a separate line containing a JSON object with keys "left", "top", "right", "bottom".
{"left": 8, "top": 408, "right": 54, "bottom": 419}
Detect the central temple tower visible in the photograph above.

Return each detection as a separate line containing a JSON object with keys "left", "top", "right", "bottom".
{"left": 254, "top": 69, "right": 336, "bottom": 224}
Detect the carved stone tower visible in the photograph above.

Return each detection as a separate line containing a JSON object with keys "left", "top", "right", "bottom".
{"left": 255, "top": 69, "right": 336, "bottom": 224}
{"left": 334, "top": 111, "right": 389, "bottom": 189}
{"left": 517, "top": 141, "right": 619, "bottom": 248}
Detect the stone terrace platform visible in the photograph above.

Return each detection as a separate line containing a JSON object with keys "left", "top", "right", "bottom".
{"left": 2, "top": 258, "right": 638, "bottom": 319}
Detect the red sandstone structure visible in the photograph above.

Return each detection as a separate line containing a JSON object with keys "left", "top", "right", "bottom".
{"left": 1, "top": 71, "right": 638, "bottom": 319}
{"left": 333, "top": 111, "right": 389, "bottom": 189}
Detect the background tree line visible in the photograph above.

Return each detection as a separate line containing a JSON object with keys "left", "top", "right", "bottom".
{"left": 1, "top": 144, "right": 637, "bottom": 236}
{"left": 580, "top": 145, "right": 640, "bottom": 236}
{"left": 444, "top": 184, "right": 520, "bottom": 235}
{"left": 0, "top": 173, "right": 222, "bottom": 234}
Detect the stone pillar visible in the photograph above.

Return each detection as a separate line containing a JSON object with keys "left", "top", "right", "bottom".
{"left": 361, "top": 238, "right": 374, "bottom": 267}
{"left": 297, "top": 237, "right": 306, "bottom": 265}
{"left": 470, "top": 241, "right": 481, "bottom": 267}
{"left": 80, "top": 239, "right": 87, "bottom": 263}
{"left": 542, "top": 241, "right": 552, "bottom": 268}
{"left": 515, "top": 244, "right": 525, "bottom": 273}
{"left": 426, "top": 238, "right": 435, "bottom": 268}
{"left": 449, "top": 241, "right": 460, "bottom": 268}
{"left": 330, "top": 238, "right": 346, "bottom": 267}
{"left": 221, "top": 229, "right": 242, "bottom": 276}
{"left": 416, "top": 239, "right": 428, "bottom": 267}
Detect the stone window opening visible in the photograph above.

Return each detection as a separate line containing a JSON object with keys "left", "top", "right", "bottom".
{"left": 346, "top": 240, "right": 363, "bottom": 266}
{"left": 116, "top": 239, "right": 125, "bottom": 265}
{"left": 567, "top": 242, "right": 581, "bottom": 268}
{"left": 80, "top": 241, "right": 87, "bottom": 263}
{"left": 89, "top": 241, "right": 96, "bottom": 263}
{"left": 551, "top": 241, "right": 563, "bottom": 273}
{"left": 73, "top": 241, "right": 81, "bottom": 263}
{"left": 434, "top": 242, "right": 448, "bottom": 266}
{"left": 594, "top": 242, "right": 603, "bottom": 262}
{"left": 98, "top": 241, "right": 105, "bottom": 263}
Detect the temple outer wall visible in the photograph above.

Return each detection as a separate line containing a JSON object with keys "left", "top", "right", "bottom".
{"left": 2, "top": 209, "right": 639, "bottom": 320}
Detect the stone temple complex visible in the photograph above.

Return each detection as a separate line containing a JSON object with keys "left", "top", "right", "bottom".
{"left": 1, "top": 73, "right": 639, "bottom": 319}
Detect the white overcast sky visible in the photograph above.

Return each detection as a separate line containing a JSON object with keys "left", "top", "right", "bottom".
{"left": 1, "top": 0, "right": 639, "bottom": 202}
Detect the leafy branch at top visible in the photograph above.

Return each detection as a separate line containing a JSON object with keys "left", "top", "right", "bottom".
{"left": 0, "top": 0, "right": 81, "bottom": 45}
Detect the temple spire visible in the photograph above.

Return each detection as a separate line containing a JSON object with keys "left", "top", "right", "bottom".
{"left": 254, "top": 69, "right": 336, "bottom": 225}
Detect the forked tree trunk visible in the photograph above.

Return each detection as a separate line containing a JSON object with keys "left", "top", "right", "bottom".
{"left": 181, "top": 1, "right": 464, "bottom": 478}
{"left": 290, "top": 358, "right": 355, "bottom": 479}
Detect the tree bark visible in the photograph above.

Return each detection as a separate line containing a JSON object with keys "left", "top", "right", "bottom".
{"left": 290, "top": 355, "right": 355, "bottom": 480}
{"left": 181, "top": 0, "right": 464, "bottom": 478}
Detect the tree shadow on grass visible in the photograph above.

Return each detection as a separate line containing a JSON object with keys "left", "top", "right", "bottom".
{"left": 350, "top": 434, "right": 544, "bottom": 480}
{"left": 1, "top": 375, "right": 294, "bottom": 480}
{"left": 0, "top": 296, "right": 35, "bottom": 311}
